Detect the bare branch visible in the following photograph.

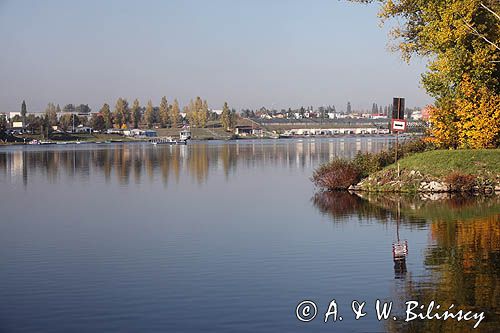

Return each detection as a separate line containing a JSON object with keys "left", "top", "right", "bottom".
{"left": 480, "top": 3, "right": 500, "bottom": 21}
{"left": 463, "top": 20, "right": 500, "bottom": 51}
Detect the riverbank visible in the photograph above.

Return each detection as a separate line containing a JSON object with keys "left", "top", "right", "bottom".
{"left": 312, "top": 140, "right": 500, "bottom": 194}
{"left": 1, "top": 131, "right": 417, "bottom": 145}
{"left": 0, "top": 133, "right": 141, "bottom": 145}
{"left": 352, "top": 149, "right": 500, "bottom": 194}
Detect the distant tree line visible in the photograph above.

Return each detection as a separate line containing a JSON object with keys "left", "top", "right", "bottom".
{"left": 2, "top": 97, "right": 238, "bottom": 137}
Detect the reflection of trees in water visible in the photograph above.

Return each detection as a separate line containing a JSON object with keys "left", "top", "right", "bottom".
{"left": 312, "top": 191, "right": 392, "bottom": 222}
{"left": 312, "top": 191, "right": 434, "bottom": 228}
{"left": 188, "top": 144, "right": 209, "bottom": 184}
{"left": 387, "top": 213, "right": 500, "bottom": 333}
{"left": 313, "top": 191, "right": 500, "bottom": 333}
{"left": 220, "top": 144, "right": 237, "bottom": 180}
{"left": 133, "top": 147, "right": 143, "bottom": 184}
{"left": 0, "top": 139, "right": 392, "bottom": 187}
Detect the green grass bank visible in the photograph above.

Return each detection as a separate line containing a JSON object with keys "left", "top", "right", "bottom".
{"left": 312, "top": 138, "right": 500, "bottom": 194}
{"left": 354, "top": 149, "right": 500, "bottom": 193}
{"left": 386, "top": 149, "right": 500, "bottom": 177}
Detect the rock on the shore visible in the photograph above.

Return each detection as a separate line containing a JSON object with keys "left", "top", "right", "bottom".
{"left": 350, "top": 167, "right": 499, "bottom": 194}
{"left": 423, "top": 181, "right": 448, "bottom": 192}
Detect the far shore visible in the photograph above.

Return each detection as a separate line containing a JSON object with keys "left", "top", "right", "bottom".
{"left": 0, "top": 132, "right": 415, "bottom": 146}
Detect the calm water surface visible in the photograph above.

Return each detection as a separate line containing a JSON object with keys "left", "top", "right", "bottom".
{"left": 0, "top": 138, "right": 498, "bottom": 333}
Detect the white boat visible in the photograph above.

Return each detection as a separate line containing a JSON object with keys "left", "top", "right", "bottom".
{"left": 28, "top": 139, "right": 55, "bottom": 145}
{"left": 180, "top": 130, "right": 191, "bottom": 141}
{"left": 150, "top": 137, "right": 187, "bottom": 145}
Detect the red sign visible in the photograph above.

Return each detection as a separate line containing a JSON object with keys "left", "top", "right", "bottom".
{"left": 391, "top": 119, "right": 407, "bottom": 132}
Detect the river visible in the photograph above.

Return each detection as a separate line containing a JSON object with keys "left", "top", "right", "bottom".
{"left": 0, "top": 138, "right": 498, "bottom": 332}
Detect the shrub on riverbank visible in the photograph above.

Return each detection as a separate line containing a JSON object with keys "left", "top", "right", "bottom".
{"left": 313, "top": 137, "right": 500, "bottom": 193}
{"left": 312, "top": 158, "right": 361, "bottom": 190}
{"left": 313, "top": 138, "right": 435, "bottom": 190}
{"left": 445, "top": 172, "right": 476, "bottom": 192}
{"left": 354, "top": 149, "right": 500, "bottom": 194}
{"left": 352, "top": 138, "right": 435, "bottom": 178}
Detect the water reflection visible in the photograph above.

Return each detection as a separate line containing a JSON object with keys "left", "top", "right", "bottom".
{"left": 0, "top": 138, "right": 391, "bottom": 187}
{"left": 313, "top": 192, "right": 500, "bottom": 332}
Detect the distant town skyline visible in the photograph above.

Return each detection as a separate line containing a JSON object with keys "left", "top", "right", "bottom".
{"left": 0, "top": 0, "right": 433, "bottom": 113}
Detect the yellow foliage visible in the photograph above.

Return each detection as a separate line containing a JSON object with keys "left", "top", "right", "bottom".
{"left": 455, "top": 76, "right": 500, "bottom": 148}
{"left": 430, "top": 75, "right": 500, "bottom": 148}
{"left": 428, "top": 104, "right": 459, "bottom": 148}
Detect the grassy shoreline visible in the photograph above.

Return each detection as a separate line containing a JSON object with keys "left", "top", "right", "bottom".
{"left": 313, "top": 139, "right": 500, "bottom": 194}
{"left": 386, "top": 149, "right": 500, "bottom": 177}
{"left": 354, "top": 149, "right": 500, "bottom": 194}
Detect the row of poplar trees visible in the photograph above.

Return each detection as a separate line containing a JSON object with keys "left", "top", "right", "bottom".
{"left": 99, "top": 97, "right": 181, "bottom": 129}
{"left": 97, "top": 97, "right": 236, "bottom": 130}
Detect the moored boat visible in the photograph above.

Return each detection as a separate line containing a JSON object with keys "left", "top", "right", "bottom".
{"left": 150, "top": 137, "right": 187, "bottom": 145}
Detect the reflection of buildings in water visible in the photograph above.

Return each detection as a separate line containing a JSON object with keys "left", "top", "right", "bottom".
{"left": 12, "top": 151, "right": 23, "bottom": 177}
{"left": 328, "top": 142, "right": 334, "bottom": 160}
{"left": 0, "top": 138, "right": 394, "bottom": 187}
{"left": 295, "top": 142, "right": 302, "bottom": 169}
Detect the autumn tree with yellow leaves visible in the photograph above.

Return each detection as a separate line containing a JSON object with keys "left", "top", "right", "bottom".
{"left": 354, "top": 0, "right": 500, "bottom": 148}
{"left": 159, "top": 96, "right": 170, "bottom": 128}
{"left": 186, "top": 96, "right": 210, "bottom": 128}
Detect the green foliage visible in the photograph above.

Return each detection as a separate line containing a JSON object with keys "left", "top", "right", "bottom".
{"left": 170, "top": 99, "right": 180, "bottom": 128}
{"left": 113, "top": 98, "right": 129, "bottom": 128}
{"left": 354, "top": 0, "right": 500, "bottom": 148}
{"left": 353, "top": 138, "right": 434, "bottom": 178}
{"left": 313, "top": 138, "right": 436, "bottom": 190}
{"left": 229, "top": 109, "right": 237, "bottom": 129}
{"left": 144, "top": 100, "right": 154, "bottom": 128}
{"left": 100, "top": 103, "right": 112, "bottom": 129}
{"left": 63, "top": 104, "right": 75, "bottom": 113}
{"left": 59, "top": 113, "right": 80, "bottom": 132}
{"left": 75, "top": 104, "right": 91, "bottom": 114}
{"left": 131, "top": 99, "right": 141, "bottom": 129}
{"left": 352, "top": 152, "right": 387, "bottom": 178}
{"left": 21, "top": 100, "right": 27, "bottom": 119}
{"left": 90, "top": 114, "right": 105, "bottom": 132}
{"left": 186, "top": 97, "right": 210, "bottom": 128}
{"left": 199, "top": 100, "right": 209, "bottom": 128}
{"left": 25, "top": 114, "right": 42, "bottom": 133}
{"left": 387, "top": 149, "right": 500, "bottom": 177}
{"left": 369, "top": 0, "right": 500, "bottom": 98}
{"left": 0, "top": 115, "right": 7, "bottom": 132}
{"left": 221, "top": 102, "right": 231, "bottom": 131}
{"left": 159, "top": 96, "right": 169, "bottom": 128}
{"left": 44, "top": 103, "right": 58, "bottom": 127}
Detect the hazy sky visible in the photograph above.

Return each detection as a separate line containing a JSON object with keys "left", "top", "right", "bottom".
{"left": 0, "top": 0, "right": 433, "bottom": 113}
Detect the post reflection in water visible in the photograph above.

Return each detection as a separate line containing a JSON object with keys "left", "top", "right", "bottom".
{"left": 392, "top": 202, "right": 409, "bottom": 280}
{"left": 313, "top": 192, "right": 500, "bottom": 333}
{"left": 0, "top": 138, "right": 391, "bottom": 188}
